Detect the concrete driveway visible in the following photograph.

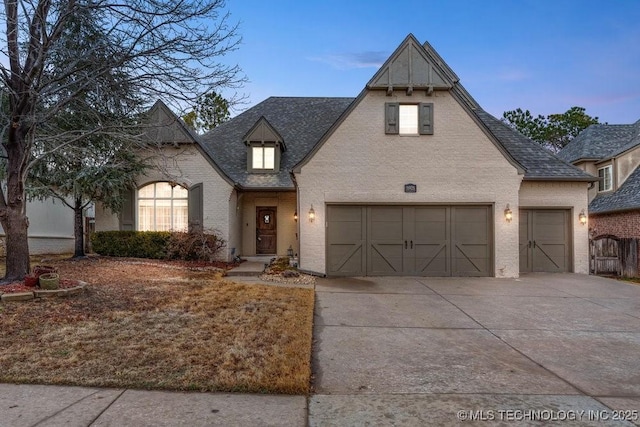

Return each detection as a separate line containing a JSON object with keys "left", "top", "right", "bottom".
{"left": 309, "top": 274, "right": 640, "bottom": 426}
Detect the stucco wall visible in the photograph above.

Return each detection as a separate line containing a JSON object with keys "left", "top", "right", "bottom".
{"left": 93, "top": 144, "right": 235, "bottom": 259}
{"left": 575, "top": 161, "right": 598, "bottom": 203}
{"left": 296, "top": 90, "right": 524, "bottom": 277}
{"left": 239, "top": 191, "right": 297, "bottom": 256}
{"left": 519, "top": 181, "right": 590, "bottom": 274}
{"left": 0, "top": 198, "right": 76, "bottom": 255}
{"left": 617, "top": 145, "right": 640, "bottom": 187}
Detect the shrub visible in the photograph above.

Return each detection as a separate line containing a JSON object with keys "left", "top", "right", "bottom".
{"left": 166, "top": 229, "right": 226, "bottom": 262}
{"left": 91, "top": 231, "right": 171, "bottom": 259}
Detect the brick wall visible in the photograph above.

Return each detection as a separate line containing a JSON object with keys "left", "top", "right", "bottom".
{"left": 590, "top": 210, "right": 640, "bottom": 275}
{"left": 296, "top": 90, "right": 524, "bottom": 277}
{"left": 590, "top": 210, "right": 640, "bottom": 239}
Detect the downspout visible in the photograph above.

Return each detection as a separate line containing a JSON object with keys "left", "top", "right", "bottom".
{"left": 290, "top": 171, "right": 301, "bottom": 266}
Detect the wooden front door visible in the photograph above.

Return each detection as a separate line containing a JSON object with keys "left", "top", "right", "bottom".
{"left": 256, "top": 207, "right": 277, "bottom": 254}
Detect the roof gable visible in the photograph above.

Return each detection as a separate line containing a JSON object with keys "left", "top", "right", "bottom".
{"left": 145, "top": 100, "right": 235, "bottom": 187}
{"left": 145, "top": 100, "right": 199, "bottom": 146}
{"left": 367, "top": 33, "right": 455, "bottom": 94}
{"left": 243, "top": 116, "right": 286, "bottom": 151}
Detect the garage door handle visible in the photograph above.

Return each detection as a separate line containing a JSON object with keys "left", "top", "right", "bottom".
{"left": 533, "top": 240, "right": 536, "bottom": 248}
{"left": 410, "top": 240, "right": 413, "bottom": 249}
{"left": 528, "top": 240, "right": 532, "bottom": 248}
{"left": 404, "top": 240, "right": 407, "bottom": 249}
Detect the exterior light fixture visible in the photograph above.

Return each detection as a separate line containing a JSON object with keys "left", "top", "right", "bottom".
{"left": 308, "top": 205, "right": 315, "bottom": 222}
{"left": 579, "top": 209, "right": 587, "bottom": 225}
{"left": 504, "top": 204, "right": 513, "bottom": 222}
{"left": 294, "top": 211, "right": 298, "bottom": 222}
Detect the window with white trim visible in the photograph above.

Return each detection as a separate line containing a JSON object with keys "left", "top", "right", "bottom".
{"left": 137, "top": 182, "right": 188, "bottom": 231}
{"left": 598, "top": 165, "right": 613, "bottom": 192}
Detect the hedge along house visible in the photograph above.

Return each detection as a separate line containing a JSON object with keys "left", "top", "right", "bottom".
{"left": 96, "top": 34, "right": 595, "bottom": 277}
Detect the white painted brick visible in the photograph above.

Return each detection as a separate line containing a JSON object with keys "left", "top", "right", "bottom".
{"left": 519, "top": 181, "right": 590, "bottom": 274}
{"left": 296, "top": 90, "right": 589, "bottom": 277}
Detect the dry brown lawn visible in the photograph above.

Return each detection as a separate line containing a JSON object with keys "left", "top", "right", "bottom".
{"left": 0, "top": 257, "right": 315, "bottom": 394}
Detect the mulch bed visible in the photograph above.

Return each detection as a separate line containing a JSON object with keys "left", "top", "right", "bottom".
{"left": 0, "top": 256, "right": 240, "bottom": 294}
{"left": 1, "top": 279, "right": 80, "bottom": 294}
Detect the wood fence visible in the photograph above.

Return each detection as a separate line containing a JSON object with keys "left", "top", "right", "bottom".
{"left": 590, "top": 235, "right": 639, "bottom": 277}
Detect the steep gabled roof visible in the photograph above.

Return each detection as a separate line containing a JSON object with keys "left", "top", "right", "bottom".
{"left": 195, "top": 35, "right": 594, "bottom": 187}
{"left": 367, "top": 34, "right": 456, "bottom": 92}
{"left": 199, "top": 97, "right": 354, "bottom": 189}
{"left": 590, "top": 166, "right": 640, "bottom": 213}
{"left": 557, "top": 119, "right": 640, "bottom": 164}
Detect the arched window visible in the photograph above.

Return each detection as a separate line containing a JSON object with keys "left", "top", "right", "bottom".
{"left": 137, "top": 182, "right": 188, "bottom": 231}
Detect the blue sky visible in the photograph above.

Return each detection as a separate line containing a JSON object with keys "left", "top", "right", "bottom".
{"left": 221, "top": 0, "right": 640, "bottom": 124}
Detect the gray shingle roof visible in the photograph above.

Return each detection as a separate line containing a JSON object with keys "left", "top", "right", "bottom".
{"left": 557, "top": 120, "right": 640, "bottom": 164}
{"left": 590, "top": 166, "right": 640, "bottom": 213}
{"left": 474, "top": 110, "right": 595, "bottom": 180}
{"left": 199, "top": 97, "right": 354, "bottom": 189}
{"left": 197, "top": 97, "right": 594, "bottom": 187}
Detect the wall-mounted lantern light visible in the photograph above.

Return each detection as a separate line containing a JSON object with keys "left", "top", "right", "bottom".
{"left": 504, "top": 204, "right": 513, "bottom": 223}
{"left": 308, "top": 205, "right": 316, "bottom": 222}
{"left": 294, "top": 211, "right": 298, "bottom": 222}
{"left": 579, "top": 209, "right": 587, "bottom": 225}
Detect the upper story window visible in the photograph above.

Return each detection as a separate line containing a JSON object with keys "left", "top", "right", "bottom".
{"left": 138, "top": 182, "right": 188, "bottom": 231}
{"left": 385, "top": 102, "right": 433, "bottom": 135}
{"left": 399, "top": 105, "right": 419, "bottom": 134}
{"left": 244, "top": 117, "right": 286, "bottom": 173}
{"left": 598, "top": 165, "right": 613, "bottom": 192}
{"left": 252, "top": 145, "right": 276, "bottom": 170}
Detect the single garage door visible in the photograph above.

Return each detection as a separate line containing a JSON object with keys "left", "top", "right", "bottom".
{"left": 327, "top": 205, "right": 492, "bottom": 277}
{"left": 519, "top": 209, "right": 571, "bottom": 272}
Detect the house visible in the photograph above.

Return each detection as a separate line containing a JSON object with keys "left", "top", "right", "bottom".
{"left": 557, "top": 119, "right": 640, "bottom": 239}
{"left": 0, "top": 198, "right": 79, "bottom": 255}
{"left": 95, "top": 34, "right": 595, "bottom": 277}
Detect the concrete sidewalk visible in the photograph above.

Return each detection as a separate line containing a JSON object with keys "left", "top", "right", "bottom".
{"left": 0, "top": 384, "right": 306, "bottom": 427}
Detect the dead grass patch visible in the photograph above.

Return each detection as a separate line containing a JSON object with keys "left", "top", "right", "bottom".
{"left": 0, "top": 257, "right": 315, "bottom": 394}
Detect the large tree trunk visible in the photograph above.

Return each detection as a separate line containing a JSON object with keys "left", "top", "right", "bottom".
{"left": 1, "top": 204, "right": 30, "bottom": 283}
{"left": 1, "top": 121, "right": 32, "bottom": 283}
{"left": 73, "top": 198, "right": 85, "bottom": 258}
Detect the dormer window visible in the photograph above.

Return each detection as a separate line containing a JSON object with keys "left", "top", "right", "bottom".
{"left": 251, "top": 144, "right": 276, "bottom": 170}
{"left": 598, "top": 165, "right": 612, "bottom": 192}
{"left": 244, "top": 117, "right": 286, "bottom": 173}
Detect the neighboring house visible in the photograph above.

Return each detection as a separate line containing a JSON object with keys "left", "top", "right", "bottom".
{"left": 96, "top": 34, "right": 595, "bottom": 277}
{"left": 0, "top": 198, "right": 79, "bottom": 255}
{"left": 557, "top": 119, "right": 640, "bottom": 239}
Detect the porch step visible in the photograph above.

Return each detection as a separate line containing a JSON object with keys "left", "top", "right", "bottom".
{"left": 241, "top": 256, "right": 275, "bottom": 263}
{"left": 226, "top": 261, "right": 267, "bottom": 277}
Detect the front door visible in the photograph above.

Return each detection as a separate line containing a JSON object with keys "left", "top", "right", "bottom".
{"left": 256, "top": 207, "right": 277, "bottom": 254}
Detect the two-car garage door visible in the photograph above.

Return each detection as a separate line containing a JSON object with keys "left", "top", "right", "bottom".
{"left": 327, "top": 205, "right": 492, "bottom": 277}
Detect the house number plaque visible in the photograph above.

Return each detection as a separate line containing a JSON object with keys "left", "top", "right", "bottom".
{"left": 404, "top": 184, "right": 417, "bottom": 193}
